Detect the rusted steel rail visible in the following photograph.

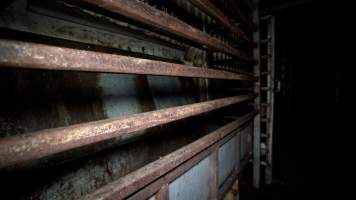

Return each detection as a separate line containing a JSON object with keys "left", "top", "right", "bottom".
{"left": 0, "top": 94, "right": 256, "bottom": 169}
{"left": 80, "top": 0, "right": 255, "bottom": 63}
{"left": 82, "top": 111, "right": 256, "bottom": 200}
{"left": 186, "top": 0, "right": 256, "bottom": 48}
{"left": 0, "top": 39, "right": 255, "bottom": 81}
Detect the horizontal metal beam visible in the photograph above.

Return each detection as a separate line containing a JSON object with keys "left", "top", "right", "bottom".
{"left": 0, "top": 39, "right": 255, "bottom": 81}
{"left": 0, "top": 94, "right": 256, "bottom": 169}
{"left": 80, "top": 0, "right": 255, "bottom": 63}
{"left": 186, "top": 0, "right": 256, "bottom": 48}
{"left": 83, "top": 111, "right": 256, "bottom": 200}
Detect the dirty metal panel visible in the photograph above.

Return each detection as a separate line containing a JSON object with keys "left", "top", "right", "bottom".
{"left": 240, "top": 126, "right": 248, "bottom": 159}
{"left": 218, "top": 134, "right": 238, "bottom": 186}
{"left": 168, "top": 156, "right": 211, "bottom": 200}
{"left": 235, "top": 133, "right": 241, "bottom": 173}
{"left": 99, "top": 74, "right": 143, "bottom": 118}
{"left": 240, "top": 122, "right": 253, "bottom": 160}
{"left": 148, "top": 76, "right": 195, "bottom": 109}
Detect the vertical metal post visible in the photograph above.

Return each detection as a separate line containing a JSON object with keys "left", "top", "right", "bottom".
{"left": 265, "top": 16, "right": 275, "bottom": 184}
{"left": 252, "top": 0, "right": 261, "bottom": 188}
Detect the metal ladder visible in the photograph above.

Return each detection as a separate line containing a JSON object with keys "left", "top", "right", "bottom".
{"left": 260, "top": 14, "right": 275, "bottom": 185}
{"left": 253, "top": 0, "right": 275, "bottom": 188}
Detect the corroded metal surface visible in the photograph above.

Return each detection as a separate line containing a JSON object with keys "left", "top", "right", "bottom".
{"left": 0, "top": 39, "right": 255, "bottom": 81}
{"left": 82, "top": 111, "right": 256, "bottom": 200}
{"left": 0, "top": 94, "right": 256, "bottom": 169}
{"left": 80, "top": 0, "right": 255, "bottom": 63}
{"left": 186, "top": 0, "right": 256, "bottom": 48}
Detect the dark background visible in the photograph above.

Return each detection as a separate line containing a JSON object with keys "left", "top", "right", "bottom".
{"left": 242, "top": 1, "right": 348, "bottom": 199}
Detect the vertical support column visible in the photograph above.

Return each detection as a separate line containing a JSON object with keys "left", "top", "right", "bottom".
{"left": 209, "top": 150, "right": 218, "bottom": 200}
{"left": 265, "top": 16, "right": 275, "bottom": 185}
{"left": 252, "top": 0, "right": 261, "bottom": 188}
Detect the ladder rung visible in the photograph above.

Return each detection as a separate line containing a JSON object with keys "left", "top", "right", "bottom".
{"left": 261, "top": 38, "right": 271, "bottom": 43}
{"left": 261, "top": 54, "right": 272, "bottom": 60}
{"left": 261, "top": 87, "right": 271, "bottom": 91}
{"left": 261, "top": 71, "right": 271, "bottom": 75}
{"left": 261, "top": 103, "right": 271, "bottom": 107}
{"left": 261, "top": 142, "right": 266, "bottom": 149}
{"left": 261, "top": 15, "right": 272, "bottom": 20}
{"left": 261, "top": 133, "right": 269, "bottom": 138}
{"left": 261, "top": 118, "right": 270, "bottom": 122}
{"left": 261, "top": 161, "right": 268, "bottom": 166}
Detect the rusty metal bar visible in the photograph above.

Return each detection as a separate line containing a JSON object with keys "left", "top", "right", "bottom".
{"left": 0, "top": 94, "right": 256, "bottom": 169}
{"left": 0, "top": 39, "right": 255, "bottom": 81}
{"left": 82, "top": 111, "right": 256, "bottom": 200}
{"left": 186, "top": 0, "right": 256, "bottom": 48}
{"left": 80, "top": 0, "right": 255, "bottom": 63}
